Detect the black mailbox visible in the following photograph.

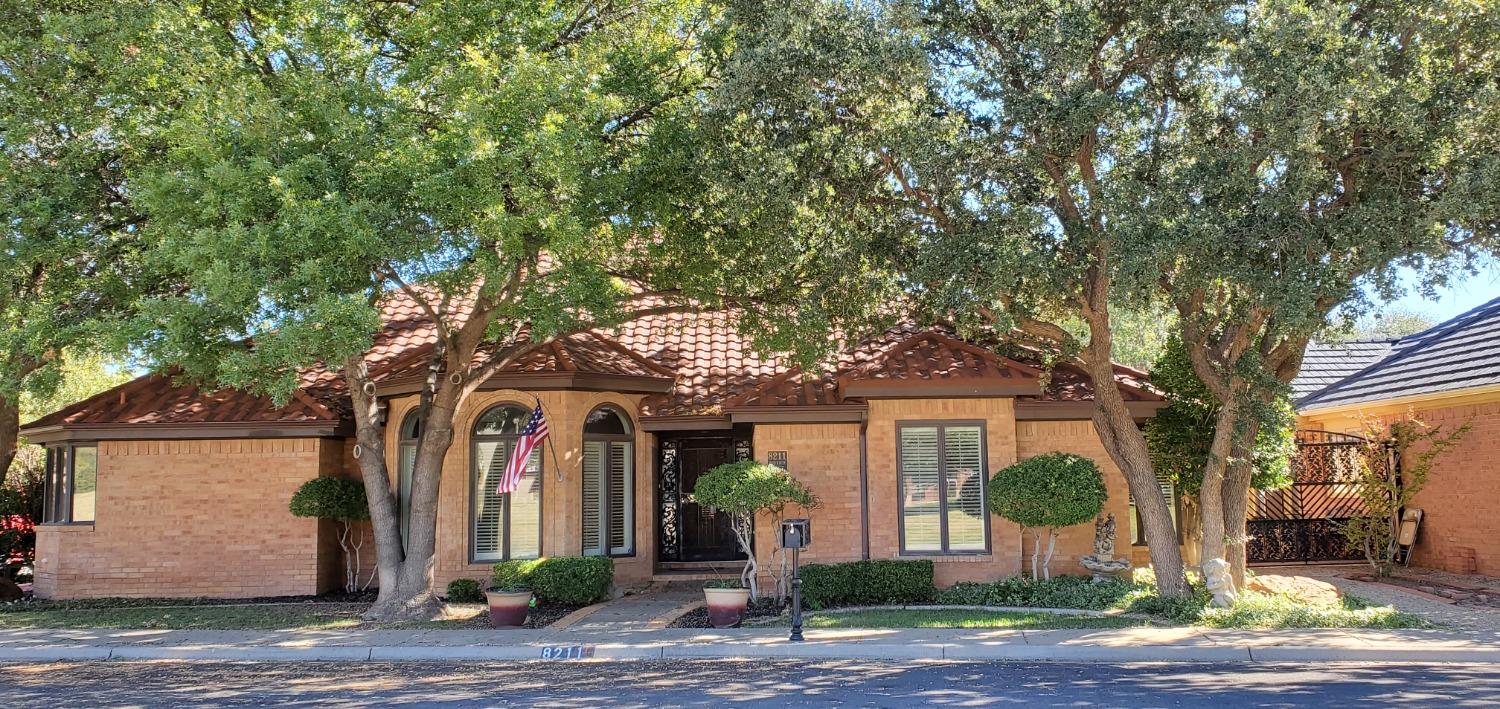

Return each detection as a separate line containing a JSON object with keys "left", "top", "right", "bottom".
{"left": 780, "top": 518, "right": 811, "bottom": 549}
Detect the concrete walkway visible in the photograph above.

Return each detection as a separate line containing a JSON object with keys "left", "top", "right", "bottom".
{"left": 1, "top": 625, "right": 1496, "bottom": 664}
{"left": 568, "top": 583, "right": 700, "bottom": 630}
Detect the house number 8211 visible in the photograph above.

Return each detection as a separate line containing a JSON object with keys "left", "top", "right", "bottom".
{"left": 540, "top": 645, "right": 595, "bottom": 660}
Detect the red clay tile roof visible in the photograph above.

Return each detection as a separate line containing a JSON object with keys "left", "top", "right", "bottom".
{"left": 22, "top": 286, "right": 1160, "bottom": 432}
{"left": 24, "top": 369, "right": 344, "bottom": 429}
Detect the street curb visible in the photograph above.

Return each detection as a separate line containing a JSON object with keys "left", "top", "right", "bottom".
{"left": 1, "top": 643, "right": 1497, "bottom": 664}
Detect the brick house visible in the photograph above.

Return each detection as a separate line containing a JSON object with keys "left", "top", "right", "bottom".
{"left": 22, "top": 293, "right": 1168, "bottom": 599}
{"left": 1294, "top": 296, "right": 1500, "bottom": 576}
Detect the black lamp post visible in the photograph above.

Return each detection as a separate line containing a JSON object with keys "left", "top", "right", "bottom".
{"left": 780, "top": 518, "right": 810, "bottom": 642}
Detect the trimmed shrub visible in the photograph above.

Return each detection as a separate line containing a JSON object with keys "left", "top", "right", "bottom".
{"left": 800, "top": 559, "right": 935, "bottom": 609}
{"left": 988, "top": 453, "right": 1106, "bottom": 580}
{"left": 289, "top": 477, "right": 370, "bottom": 592}
{"left": 491, "top": 556, "right": 614, "bottom": 605}
{"left": 693, "top": 460, "right": 818, "bottom": 600}
{"left": 446, "top": 578, "right": 484, "bottom": 603}
{"left": 289, "top": 477, "right": 369, "bottom": 520}
{"left": 936, "top": 575, "right": 1135, "bottom": 610}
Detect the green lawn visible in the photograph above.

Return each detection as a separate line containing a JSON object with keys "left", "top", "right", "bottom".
{"left": 0, "top": 602, "right": 493, "bottom": 631}
{"left": 798, "top": 609, "right": 1148, "bottom": 630}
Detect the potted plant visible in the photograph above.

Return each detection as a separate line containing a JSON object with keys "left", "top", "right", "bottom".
{"left": 484, "top": 583, "right": 533, "bottom": 628}
{"left": 702, "top": 579, "right": 751, "bottom": 628}
{"left": 692, "top": 460, "right": 818, "bottom": 627}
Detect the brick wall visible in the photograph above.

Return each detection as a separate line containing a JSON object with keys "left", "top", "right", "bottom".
{"left": 751, "top": 423, "right": 864, "bottom": 577}
{"left": 33, "top": 438, "right": 341, "bottom": 599}
{"left": 1302, "top": 397, "right": 1500, "bottom": 576}
{"left": 385, "top": 389, "right": 655, "bottom": 594}
{"left": 865, "top": 398, "right": 1024, "bottom": 586}
{"left": 1015, "top": 421, "right": 1136, "bottom": 577}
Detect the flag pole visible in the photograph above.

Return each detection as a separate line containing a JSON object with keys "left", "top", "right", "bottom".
{"left": 535, "top": 395, "right": 566, "bottom": 482}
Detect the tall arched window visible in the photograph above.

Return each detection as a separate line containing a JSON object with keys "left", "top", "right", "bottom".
{"left": 397, "top": 411, "right": 422, "bottom": 552}
{"left": 582, "top": 406, "right": 634, "bottom": 557}
{"left": 471, "top": 404, "right": 543, "bottom": 562}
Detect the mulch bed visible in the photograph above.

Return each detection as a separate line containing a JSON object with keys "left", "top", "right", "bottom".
{"left": 1348, "top": 573, "right": 1500, "bottom": 609}
{"left": 668, "top": 599, "right": 786, "bottom": 629}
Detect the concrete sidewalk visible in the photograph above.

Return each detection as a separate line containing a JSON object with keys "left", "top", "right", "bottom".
{"left": 0, "top": 625, "right": 1497, "bottom": 664}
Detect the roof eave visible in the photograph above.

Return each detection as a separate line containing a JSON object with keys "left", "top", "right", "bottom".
{"left": 19, "top": 420, "right": 352, "bottom": 444}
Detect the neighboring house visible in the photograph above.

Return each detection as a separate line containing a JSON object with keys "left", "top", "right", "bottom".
{"left": 1294, "top": 296, "right": 1500, "bottom": 576}
{"left": 22, "top": 293, "right": 1166, "bottom": 599}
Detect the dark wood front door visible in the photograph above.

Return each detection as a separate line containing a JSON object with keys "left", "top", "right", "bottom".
{"left": 658, "top": 434, "right": 748, "bottom": 563}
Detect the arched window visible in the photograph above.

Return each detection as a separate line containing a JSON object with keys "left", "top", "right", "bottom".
{"left": 471, "top": 404, "right": 542, "bottom": 562}
{"left": 582, "top": 406, "right": 634, "bottom": 557}
{"left": 397, "top": 411, "right": 422, "bottom": 551}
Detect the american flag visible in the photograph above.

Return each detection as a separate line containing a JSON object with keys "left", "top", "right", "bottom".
{"left": 498, "top": 406, "right": 548, "bottom": 495}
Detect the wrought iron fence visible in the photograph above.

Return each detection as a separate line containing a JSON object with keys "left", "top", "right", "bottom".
{"left": 1246, "top": 430, "right": 1392, "bottom": 564}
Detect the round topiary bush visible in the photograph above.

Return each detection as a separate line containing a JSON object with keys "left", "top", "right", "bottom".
{"left": 693, "top": 460, "right": 817, "bottom": 599}
{"left": 988, "top": 453, "right": 1107, "bottom": 580}
{"left": 289, "top": 477, "right": 371, "bottom": 592}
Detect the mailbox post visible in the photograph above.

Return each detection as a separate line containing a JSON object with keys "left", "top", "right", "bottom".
{"left": 780, "top": 518, "right": 811, "bottom": 642}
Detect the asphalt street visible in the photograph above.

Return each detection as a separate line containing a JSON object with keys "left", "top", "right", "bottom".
{"left": 8, "top": 659, "right": 1498, "bottom": 707}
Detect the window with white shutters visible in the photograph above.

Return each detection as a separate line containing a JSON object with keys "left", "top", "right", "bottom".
{"left": 470, "top": 404, "right": 542, "bottom": 562}
{"left": 899, "top": 423, "right": 989, "bottom": 554}
{"left": 582, "top": 406, "right": 634, "bottom": 557}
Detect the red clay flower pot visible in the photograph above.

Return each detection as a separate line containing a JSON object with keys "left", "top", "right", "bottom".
{"left": 485, "top": 589, "right": 532, "bottom": 628}
{"left": 703, "top": 587, "right": 751, "bottom": 628}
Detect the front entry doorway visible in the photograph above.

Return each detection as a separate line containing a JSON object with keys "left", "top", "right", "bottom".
{"left": 657, "top": 431, "right": 751, "bottom": 564}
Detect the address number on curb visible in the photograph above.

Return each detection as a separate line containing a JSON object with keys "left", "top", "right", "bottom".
{"left": 540, "top": 645, "right": 595, "bottom": 660}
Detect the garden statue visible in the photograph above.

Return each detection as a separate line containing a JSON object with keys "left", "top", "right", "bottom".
{"left": 1203, "top": 558, "right": 1238, "bottom": 608}
{"left": 1079, "top": 513, "right": 1130, "bottom": 583}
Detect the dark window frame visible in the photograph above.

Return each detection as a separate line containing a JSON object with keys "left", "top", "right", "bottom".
{"left": 396, "top": 411, "right": 422, "bottom": 553}
{"left": 468, "top": 402, "right": 544, "bottom": 564}
{"left": 581, "top": 405, "right": 636, "bottom": 558}
{"left": 1129, "top": 477, "right": 1183, "bottom": 546}
{"left": 895, "top": 420, "right": 991, "bottom": 556}
{"left": 41, "top": 442, "right": 98, "bottom": 526}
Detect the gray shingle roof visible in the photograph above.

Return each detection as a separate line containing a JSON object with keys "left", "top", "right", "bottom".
{"left": 1295, "top": 296, "right": 1500, "bottom": 411}
{"left": 1291, "top": 339, "right": 1398, "bottom": 400}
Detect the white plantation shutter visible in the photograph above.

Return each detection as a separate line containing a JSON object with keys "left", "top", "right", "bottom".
{"left": 943, "top": 426, "right": 986, "bottom": 551}
{"left": 473, "top": 441, "right": 507, "bottom": 560}
{"left": 582, "top": 442, "right": 604, "bottom": 555}
{"left": 900, "top": 426, "right": 943, "bottom": 552}
{"left": 508, "top": 449, "right": 543, "bottom": 559}
{"left": 473, "top": 439, "right": 542, "bottom": 561}
{"left": 900, "top": 424, "right": 988, "bottom": 554}
{"left": 609, "top": 441, "right": 632, "bottom": 555}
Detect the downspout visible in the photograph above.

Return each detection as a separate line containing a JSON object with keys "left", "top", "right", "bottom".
{"left": 859, "top": 413, "right": 870, "bottom": 560}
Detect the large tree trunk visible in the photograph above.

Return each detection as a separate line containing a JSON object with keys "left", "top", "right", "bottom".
{"left": 1197, "top": 401, "right": 1240, "bottom": 607}
{"left": 1082, "top": 347, "right": 1189, "bottom": 598}
{"left": 0, "top": 396, "right": 18, "bottom": 489}
{"left": 1222, "top": 417, "right": 1261, "bottom": 591}
{"left": 344, "top": 357, "right": 420, "bottom": 619}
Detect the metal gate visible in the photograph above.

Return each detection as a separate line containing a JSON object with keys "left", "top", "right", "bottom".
{"left": 1246, "top": 430, "right": 1390, "bottom": 564}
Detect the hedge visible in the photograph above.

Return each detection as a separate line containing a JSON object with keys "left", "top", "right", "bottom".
{"left": 445, "top": 578, "right": 484, "bottom": 603}
{"left": 491, "top": 556, "right": 614, "bottom": 605}
{"left": 935, "top": 575, "right": 1134, "bottom": 610}
{"left": 799, "top": 559, "right": 935, "bottom": 609}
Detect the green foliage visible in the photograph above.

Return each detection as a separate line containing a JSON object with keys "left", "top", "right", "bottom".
{"left": 1197, "top": 593, "right": 1427, "bottom": 630}
{"left": 987, "top": 454, "right": 1107, "bottom": 530}
{"left": 490, "top": 560, "right": 543, "bottom": 593}
{"left": 444, "top": 579, "right": 484, "bottom": 604}
{"left": 799, "top": 560, "right": 935, "bottom": 609}
{"left": 936, "top": 576, "right": 1136, "bottom": 611}
{"left": 692, "top": 461, "right": 819, "bottom": 519}
{"left": 288, "top": 478, "right": 369, "bottom": 521}
{"left": 1342, "top": 417, "right": 1468, "bottom": 576}
{"left": 1144, "top": 339, "right": 1295, "bottom": 495}
{"left": 490, "top": 557, "right": 613, "bottom": 605}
